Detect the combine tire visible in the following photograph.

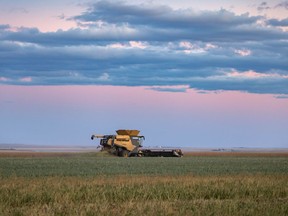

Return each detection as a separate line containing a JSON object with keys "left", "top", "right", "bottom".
{"left": 121, "top": 150, "right": 129, "bottom": 157}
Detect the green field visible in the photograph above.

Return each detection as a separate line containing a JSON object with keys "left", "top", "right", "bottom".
{"left": 0, "top": 152, "right": 287, "bottom": 215}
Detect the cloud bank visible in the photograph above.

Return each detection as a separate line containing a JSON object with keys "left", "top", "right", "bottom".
{"left": 0, "top": 1, "right": 287, "bottom": 95}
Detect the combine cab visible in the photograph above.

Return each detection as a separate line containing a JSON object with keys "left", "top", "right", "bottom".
{"left": 91, "top": 129, "right": 183, "bottom": 157}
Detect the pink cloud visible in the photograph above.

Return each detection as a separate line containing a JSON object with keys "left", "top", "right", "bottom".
{"left": 228, "top": 70, "right": 288, "bottom": 79}
{"left": 234, "top": 49, "right": 252, "bottom": 56}
{"left": 0, "top": 77, "right": 9, "bottom": 82}
{"left": 19, "top": 77, "right": 32, "bottom": 82}
{"left": 108, "top": 43, "right": 126, "bottom": 48}
{"left": 129, "top": 41, "right": 147, "bottom": 49}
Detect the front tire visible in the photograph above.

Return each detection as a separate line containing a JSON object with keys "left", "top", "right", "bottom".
{"left": 121, "top": 150, "right": 129, "bottom": 157}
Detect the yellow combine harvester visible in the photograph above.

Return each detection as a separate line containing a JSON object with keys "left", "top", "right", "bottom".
{"left": 91, "top": 129, "right": 183, "bottom": 157}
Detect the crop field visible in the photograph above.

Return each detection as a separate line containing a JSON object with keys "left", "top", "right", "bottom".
{"left": 0, "top": 151, "right": 287, "bottom": 215}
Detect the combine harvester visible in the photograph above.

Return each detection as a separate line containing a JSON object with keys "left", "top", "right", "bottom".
{"left": 91, "top": 129, "right": 183, "bottom": 157}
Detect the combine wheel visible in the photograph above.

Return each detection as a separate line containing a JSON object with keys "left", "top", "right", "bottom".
{"left": 121, "top": 150, "right": 129, "bottom": 157}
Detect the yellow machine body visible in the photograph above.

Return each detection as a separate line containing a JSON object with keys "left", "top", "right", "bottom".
{"left": 91, "top": 129, "right": 183, "bottom": 157}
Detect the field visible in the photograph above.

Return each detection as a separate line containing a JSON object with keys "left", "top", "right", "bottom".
{"left": 0, "top": 151, "right": 287, "bottom": 215}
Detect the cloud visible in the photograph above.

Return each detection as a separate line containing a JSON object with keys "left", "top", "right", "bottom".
{"left": 275, "top": 1, "right": 288, "bottom": 10}
{"left": 0, "top": 77, "right": 9, "bottom": 82}
{"left": 257, "top": 2, "right": 271, "bottom": 11}
{"left": 0, "top": 24, "right": 10, "bottom": 30}
{"left": 19, "top": 77, "right": 32, "bottom": 82}
{"left": 98, "top": 72, "right": 110, "bottom": 81}
{"left": 187, "top": 72, "right": 288, "bottom": 95}
{"left": 234, "top": 49, "right": 252, "bottom": 56}
{"left": 267, "top": 18, "right": 288, "bottom": 27}
{"left": 74, "top": 1, "right": 259, "bottom": 29}
{"left": 0, "top": 1, "right": 287, "bottom": 96}
{"left": 148, "top": 85, "right": 188, "bottom": 93}
{"left": 8, "top": 7, "right": 29, "bottom": 14}
{"left": 275, "top": 94, "right": 288, "bottom": 99}
{"left": 256, "top": 1, "right": 288, "bottom": 11}
{"left": 129, "top": 41, "right": 147, "bottom": 49}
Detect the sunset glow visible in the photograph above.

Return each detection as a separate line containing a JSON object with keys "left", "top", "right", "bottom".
{"left": 0, "top": 0, "right": 287, "bottom": 148}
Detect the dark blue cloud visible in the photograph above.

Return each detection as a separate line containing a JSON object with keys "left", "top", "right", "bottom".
{"left": 0, "top": 24, "right": 10, "bottom": 30}
{"left": 0, "top": 1, "right": 287, "bottom": 96}
{"left": 148, "top": 86, "right": 188, "bottom": 93}
{"left": 74, "top": 2, "right": 259, "bottom": 29}
{"left": 267, "top": 18, "right": 288, "bottom": 27}
{"left": 275, "top": 94, "right": 288, "bottom": 99}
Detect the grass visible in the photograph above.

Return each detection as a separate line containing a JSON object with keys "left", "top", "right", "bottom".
{"left": 0, "top": 152, "right": 287, "bottom": 177}
{"left": 0, "top": 152, "right": 287, "bottom": 215}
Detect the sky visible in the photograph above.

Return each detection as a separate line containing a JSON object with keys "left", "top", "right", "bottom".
{"left": 0, "top": 0, "right": 288, "bottom": 148}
